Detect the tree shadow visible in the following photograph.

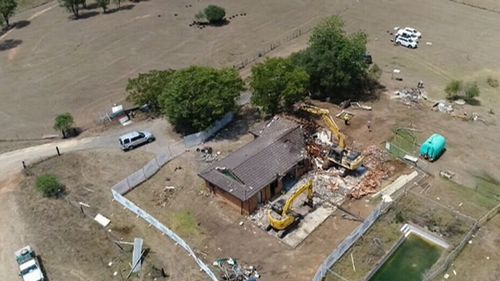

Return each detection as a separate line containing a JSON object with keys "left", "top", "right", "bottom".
{"left": 0, "top": 39, "right": 22, "bottom": 51}
{"left": 74, "top": 11, "right": 99, "bottom": 20}
{"left": 107, "top": 4, "right": 135, "bottom": 13}
{"left": 15, "top": 20, "right": 31, "bottom": 29}
{"left": 211, "top": 107, "right": 262, "bottom": 141}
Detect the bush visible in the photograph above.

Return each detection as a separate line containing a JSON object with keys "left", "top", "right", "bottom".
{"left": 444, "top": 80, "right": 462, "bottom": 100}
{"left": 36, "top": 174, "right": 64, "bottom": 197}
{"left": 486, "top": 76, "right": 498, "bottom": 88}
{"left": 464, "top": 81, "right": 480, "bottom": 101}
{"left": 204, "top": 5, "right": 225, "bottom": 24}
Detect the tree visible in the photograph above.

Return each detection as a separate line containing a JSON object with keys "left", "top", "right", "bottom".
{"left": 96, "top": 0, "right": 109, "bottom": 13}
{"left": 126, "top": 70, "right": 175, "bottom": 113}
{"left": 158, "top": 66, "right": 244, "bottom": 132}
{"left": 250, "top": 57, "right": 309, "bottom": 115}
{"left": 59, "top": 0, "right": 84, "bottom": 18}
{"left": 292, "top": 16, "right": 369, "bottom": 100}
{"left": 204, "top": 5, "right": 225, "bottom": 24}
{"left": 36, "top": 174, "right": 64, "bottom": 197}
{"left": 54, "top": 113, "right": 74, "bottom": 138}
{"left": 0, "top": 0, "right": 17, "bottom": 28}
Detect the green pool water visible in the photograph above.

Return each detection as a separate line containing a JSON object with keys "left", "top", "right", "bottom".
{"left": 369, "top": 235, "right": 442, "bottom": 281}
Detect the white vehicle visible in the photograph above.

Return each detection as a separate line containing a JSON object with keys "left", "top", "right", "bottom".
{"left": 119, "top": 131, "right": 155, "bottom": 151}
{"left": 397, "top": 27, "right": 422, "bottom": 39}
{"left": 15, "top": 246, "right": 45, "bottom": 281}
{"left": 396, "top": 30, "right": 419, "bottom": 42}
{"left": 395, "top": 36, "right": 417, "bottom": 49}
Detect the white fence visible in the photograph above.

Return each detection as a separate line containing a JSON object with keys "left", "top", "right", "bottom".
{"left": 183, "top": 112, "right": 235, "bottom": 148}
{"left": 312, "top": 200, "right": 393, "bottom": 281}
{"left": 111, "top": 154, "right": 219, "bottom": 281}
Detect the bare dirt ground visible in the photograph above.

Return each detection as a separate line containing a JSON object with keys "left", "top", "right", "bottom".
{"left": 1, "top": 0, "right": 500, "bottom": 280}
{"left": 449, "top": 214, "right": 500, "bottom": 281}
{"left": 0, "top": 149, "right": 211, "bottom": 281}
{"left": 126, "top": 132, "right": 375, "bottom": 281}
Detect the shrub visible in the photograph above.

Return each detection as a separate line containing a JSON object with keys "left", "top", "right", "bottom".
{"left": 204, "top": 5, "right": 225, "bottom": 24}
{"left": 464, "top": 82, "right": 480, "bottom": 101}
{"left": 36, "top": 174, "right": 64, "bottom": 197}
{"left": 486, "top": 76, "right": 498, "bottom": 88}
{"left": 444, "top": 80, "right": 462, "bottom": 100}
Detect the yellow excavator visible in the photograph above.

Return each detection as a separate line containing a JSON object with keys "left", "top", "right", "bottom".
{"left": 266, "top": 180, "right": 314, "bottom": 238}
{"left": 298, "top": 104, "right": 364, "bottom": 172}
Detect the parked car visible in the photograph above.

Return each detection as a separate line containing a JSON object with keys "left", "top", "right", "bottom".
{"left": 395, "top": 36, "right": 417, "bottom": 49}
{"left": 15, "top": 246, "right": 45, "bottom": 281}
{"left": 119, "top": 131, "right": 155, "bottom": 151}
{"left": 397, "top": 27, "right": 422, "bottom": 39}
{"left": 396, "top": 30, "right": 419, "bottom": 42}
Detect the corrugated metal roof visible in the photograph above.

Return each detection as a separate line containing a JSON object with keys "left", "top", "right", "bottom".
{"left": 199, "top": 117, "right": 306, "bottom": 201}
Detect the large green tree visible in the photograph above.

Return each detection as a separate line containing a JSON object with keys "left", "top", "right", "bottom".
{"left": 54, "top": 113, "right": 74, "bottom": 138}
{"left": 159, "top": 66, "right": 244, "bottom": 132}
{"left": 0, "top": 0, "right": 17, "bottom": 28}
{"left": 59, "top": 0, "right": 84, "bottom": 18}
{"left": 292, "top": 16, "right": 369, "bottom": 100}
{"left": 126, "top": 69, "right": 174, "bottom": 113}
{"left": 250, "top": 57, "right": 309, "bottom": 115}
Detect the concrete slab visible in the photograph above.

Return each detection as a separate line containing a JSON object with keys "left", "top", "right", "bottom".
{"left": 281, "top": 206, "right": 333, "bottom": 248}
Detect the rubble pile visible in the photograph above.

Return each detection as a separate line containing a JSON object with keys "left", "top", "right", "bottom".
{"left": 350, "top": 145, "right": 394, "bottom": 199}
{"left": 196, "top": 146, "right": 219, "bottom": 163}
{"left": 393, "top": 88, "right": 427, "bottom": 105}
{"left": 152, "top": 186, "right": 176, "bottom": 207}
{"left": 213, "top": 258, "right": 260, "bottom": 281}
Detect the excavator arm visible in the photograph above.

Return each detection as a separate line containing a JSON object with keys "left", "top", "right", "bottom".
{"left": 298, "top": 104, "right": 346, "bottom": 149}
{"left": 267, "top": 180, "right": 314, "bottom": 235}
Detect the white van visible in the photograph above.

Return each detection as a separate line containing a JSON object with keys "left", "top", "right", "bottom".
{"left": 119, "top": 131, "right": 155, "bottom": 151}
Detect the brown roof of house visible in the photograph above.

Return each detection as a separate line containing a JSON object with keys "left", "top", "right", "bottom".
{"left": 199, "top": 117, "right": 307, "bottom": 201}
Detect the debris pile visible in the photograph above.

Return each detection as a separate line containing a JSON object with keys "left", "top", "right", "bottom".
{"left": 197, "top": 146, "right": 219, "bottom": 162}
{"left": 393, "top": 88, "right": 427, "bottom": 105}
{"left": 350, "top": 145, "right": 394, "bottom": 199}
{"left": 153, "top": 186, "right": 176, "bottom": 207}
{"left": 213, "top": 258, "right": 260, "bottom": 281}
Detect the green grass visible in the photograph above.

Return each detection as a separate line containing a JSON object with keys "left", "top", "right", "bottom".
{"left": 388, "top": 129, "right": 419, "bottom": 158}
{"left": 474, "top": 174, "right": 500, "bottom": 200}
{"left": 169, "top": 211, "right": 201, "bottom": 237}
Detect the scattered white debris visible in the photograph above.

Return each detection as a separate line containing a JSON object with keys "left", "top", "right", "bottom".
{"left": 239, "top": 221, "right": 244, "bottom": 226}
{"left": 164, "top": 186, "right": 176, "bottom": 190}
{"left": 436, "top": 197, "right": 441, "bottom": 201}
{"left": 426, "top": 42, "right": 432, "bottom": 46}
{"left": 468, "top": 240, "right": 472, "bottom": 244}
{"left": 444, "top": 273, "right": 450, "bottom": 279}
{"left": 108, "top": 262, "right": 113, "bottom": 267}
{"left": 486, "top": 256, "right": 490, "bottom": 260}
{"left": 113, "top": 271, "right": 118, "bottom": 276}
{"left": 94, "top": 213, "right": 111, "bottom": 227}
{"left": 453, "top": 270, "right": 457, "bottom": 275}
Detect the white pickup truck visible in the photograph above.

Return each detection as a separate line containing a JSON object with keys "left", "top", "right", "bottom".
{"left": 15, "top": 246, "right": 45, "bottom": 281}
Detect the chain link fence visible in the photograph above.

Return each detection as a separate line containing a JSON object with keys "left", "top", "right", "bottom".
{"left": 183, "top": 112, "right": 235, "bottom": 148}
{"left": 422, "top": 202, "right": 500, "bottom": 281}
{"left": 111, "top": 153, "right": 220, "bottom": 280}
{"left": 312, "top": 199, "right": 393, "bottom": 281}
{"left": 386, "top": 128, "right": 419, "bottom": 160}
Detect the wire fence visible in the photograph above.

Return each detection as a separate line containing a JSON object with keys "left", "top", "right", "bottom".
{"left": 111, "top": 154, "right": 220, "bottom": 281}
{"left": 183, "top": 112, "right": 235, "bottom": 148}
{"left": 232, "top": 21, "right": 318, "bottom": 71}
{"left": 312, "top": 199, "right": 393, "bottom": 281}
{"left": 386, "top": 128, "right": 419, "bottom": 160}
{"left": 422, "top": 202, "right": 500, "bottom": 281}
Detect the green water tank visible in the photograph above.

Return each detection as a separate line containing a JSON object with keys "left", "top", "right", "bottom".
{"left": 419, "top": 134, "right": 446, "bottom": 161}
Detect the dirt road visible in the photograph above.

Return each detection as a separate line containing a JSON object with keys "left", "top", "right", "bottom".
{"left": 0, "top": 118, "right": 183, "bottom": 182}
